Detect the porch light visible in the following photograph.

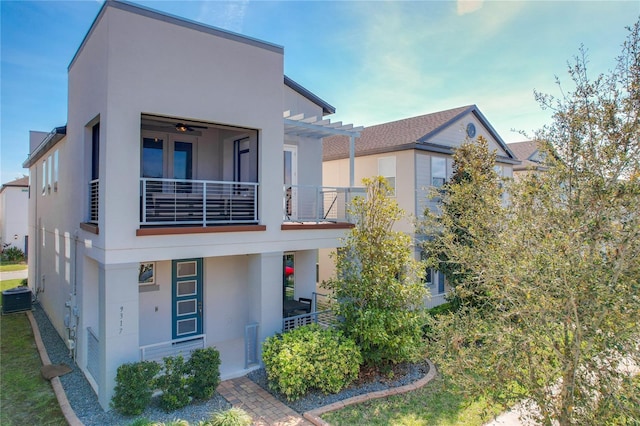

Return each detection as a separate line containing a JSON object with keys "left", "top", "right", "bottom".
{"left": 175, "top": 124, "right": 188, "bottom": 132}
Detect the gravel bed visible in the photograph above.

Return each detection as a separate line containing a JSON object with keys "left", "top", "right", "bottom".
{"left": 32, "top": 302, "right": 231, "bottom": 426}
{"left": 248, "top": 359, "right": 430, "bottom": 414}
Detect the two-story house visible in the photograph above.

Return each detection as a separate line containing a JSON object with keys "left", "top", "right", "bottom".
{"left": 0, "top": 176, "right": 29, "bottom": 255}
{"left": 23, "top": 0, "right": 362, "bottom": 410}
{"left": 322, "top": 105, "right": 520, "bottom": 307}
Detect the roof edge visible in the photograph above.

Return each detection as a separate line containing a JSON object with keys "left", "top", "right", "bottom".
{"left": 69, "top": 0, "right": 284, "bottom": 70}
{"left": 284, "top": 76, "right": 335, "bottom": 116}
{"left": 416, "top": 105, "right": 476, "bottom": 143}
{"left": 23, "top": 126, "right": 67, "bottom": 168}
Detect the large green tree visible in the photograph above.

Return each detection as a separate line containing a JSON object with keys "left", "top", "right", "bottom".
{"left": 423, "top": 20, "right": 640, "bottom": 425}
{"left": 326, "top": 176, "right": 428, "bottom": 367}
{"left": 420, "top": 136, "right": 505, "bottom": 309}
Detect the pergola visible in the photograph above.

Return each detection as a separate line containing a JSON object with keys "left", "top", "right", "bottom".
{"left": 283, "top": 111, "right": 363, "bottom": 187}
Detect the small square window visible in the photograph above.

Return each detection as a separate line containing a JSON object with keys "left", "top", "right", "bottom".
{"left": 138, "top": 262, "right": 155, "bottom": 285}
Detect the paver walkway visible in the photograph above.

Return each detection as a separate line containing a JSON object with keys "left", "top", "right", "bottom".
{"left": 217, "top": 376, "right": 314, "bottom": 426}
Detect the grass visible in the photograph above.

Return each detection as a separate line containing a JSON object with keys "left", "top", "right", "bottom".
{"left": 0, "top": 263, "right": 27, "bottom": 272}
{"left": 322, "top": 375, "right": 502, "bottom": 426}
{"left": 0, "top": 279, "right": 66, "bottom": 426}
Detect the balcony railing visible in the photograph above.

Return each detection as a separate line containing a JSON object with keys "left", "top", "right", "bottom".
{"left": 284, "top": 185, "right": 365, "bottom": 223}
{"left": 140, "top": 334, "right": 206, "bottom": 363}
{"left": 89, "top": 179, "right": 99, "bottom": 224}
{"left": 140, "top": 178, "right": 258, "bottom": 226}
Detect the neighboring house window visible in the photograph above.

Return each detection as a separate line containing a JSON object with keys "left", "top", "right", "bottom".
{"left": 42, "top": 161, "right": 46, "bottom": 195}
{"left": 47, "top": 155, "right": 53, "bottom": 194}
{"left": 53, "top": 150, "right": 59, "bottom": 192}
{"left": 425, "top": 268, "right": 432, "bottom": 287}
{"left": 431, "top": 156, "right": 447, "bottom": 188}
{"left": 378, "top": 156, "right": 396, "bottom": 196}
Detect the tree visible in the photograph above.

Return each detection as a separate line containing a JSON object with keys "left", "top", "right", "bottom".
{"left": 420, "top": 136, "right": 505, "bottom": 309}
{"left": 423, "top": 20, "right": 640, "bottom": 425}
{"left": 325, "top": 176, "right": 428, "bottom": 367}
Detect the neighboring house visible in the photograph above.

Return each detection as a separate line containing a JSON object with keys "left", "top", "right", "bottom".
{"left": 322, "top": 105, "right": 520, "bottom": 307}
{"left": 0, "top": 176, "right": 29, "bottom": 255}
{"left": 508, "top": 140, "right": 547, "bottom": 179}
{"left": 23, "top": 0, "right": 362, "bottom": 410}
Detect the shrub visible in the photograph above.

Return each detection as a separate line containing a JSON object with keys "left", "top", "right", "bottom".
{"left": 262, "top": 324, "right": 362, "bottom": 401}
{"left": 186, "top": 347, "right": 221, "bottom": 400}
{"left": 111, "top": 361, "right": 161, "bottom": 415}
{"left": 0, "top": 244, "right": 25, "bottom": 263}
{"left": 207, "top": 407, "right": 252, "bottom": 426}
{"left": 156, "top": 355, "right": 190, "bottom": 412}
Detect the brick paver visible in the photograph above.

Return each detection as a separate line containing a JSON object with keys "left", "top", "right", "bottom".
{"left": 217, "top": 376, "right": 314, "bottom": 426}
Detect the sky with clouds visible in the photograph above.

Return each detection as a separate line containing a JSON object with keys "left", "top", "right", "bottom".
{"left": 1, "top": 0, "right": 638, "bottom": 184}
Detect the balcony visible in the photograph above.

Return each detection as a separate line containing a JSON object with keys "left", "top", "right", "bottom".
{"left": 140, "top": 178, "right": 258, "bottom": 226}
{"left": 283, "top": 185, "right": 365, "bottom": 224}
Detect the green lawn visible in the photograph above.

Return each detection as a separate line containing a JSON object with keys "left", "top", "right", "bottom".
{"left": 0, "top": 279, "right": 66, "bottom": 426}
{"left": 0, "top": 263, "right": 27, "bottom": 272}
{"left": 322, "top": 375, "right": 502, "bottom": 426}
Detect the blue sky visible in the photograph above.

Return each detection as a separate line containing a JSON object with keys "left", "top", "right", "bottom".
{"left": 1, "top": 0, "right": 638, "bottom": 184}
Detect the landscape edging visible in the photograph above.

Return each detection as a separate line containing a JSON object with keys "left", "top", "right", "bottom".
{"left": 26, "top": 310, "right": 84, "bottom": 426}
{"left": 303, "top": 358, "right": 437, "bottom": 426}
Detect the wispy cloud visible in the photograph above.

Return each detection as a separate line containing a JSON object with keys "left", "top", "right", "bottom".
{"left": 457, "top": 0, "right": 483, "bottom": 15}
{"left": 197, "top": 0, "right": 249, "bottom": 33}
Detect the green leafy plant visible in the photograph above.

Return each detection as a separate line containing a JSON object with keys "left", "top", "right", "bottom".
{"left": 186, "top": 347, "right": 221, "bottom": 400}
{"left": 262, "top": 324, "right": 362, "bottom": 401}
{"left": 111, "top": 361, "right": 161, "bottom": 415}
{"left": 0, "top": 243, "right": 25, "bottom": 263}
{"left": 126, "top": 418, "right": 152, "bottom": 426}
{"left": 156, "top": 355, "right": 190, "bottom": 412}
{"left": 206, "top": 407, "right": 252, "bottom": 426}
{"left": 325, "top": 176, "right": 428, "bottom": 366}
{"left": 421, "top": 21, "right": 640, "bottom": 425}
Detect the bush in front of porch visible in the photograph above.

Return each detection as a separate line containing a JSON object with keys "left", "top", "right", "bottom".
{"left": 111, "top": 347, "right": 222, "bottom": 415}
{"left": 262, "top": 324, "right": 362, "bottom": 401}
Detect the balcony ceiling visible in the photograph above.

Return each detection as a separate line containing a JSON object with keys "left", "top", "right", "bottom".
{"left": 283, "top": 111, "right": 363, "bottom": 139}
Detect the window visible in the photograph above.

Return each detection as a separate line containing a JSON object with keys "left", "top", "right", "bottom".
{"left": 142, "top": 137, "right": 164, "bottom": 178}
{"left": 431, "top": 157, "right": 447, "bottom": 188}
{"left": 42, "top": 160, "right": 46, "bottom": 195}
{"left": 138, "top": 262, "right": 155, "bottom": 285}
{"left": 53, "top": 150, "right": 59, "bottom": 192}
{"left": 378, "top": 156, "right": 396, "bottom": 196}
{"left": 235, "top": 137, "right": 250, "bottom": 182}
{"left": 91, "top": 123, "right": 100, "bottom": 181}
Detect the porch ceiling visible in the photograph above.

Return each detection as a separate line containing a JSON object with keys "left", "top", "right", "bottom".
{"left": 283, "top": 111, "right": 363, "bottom": 139}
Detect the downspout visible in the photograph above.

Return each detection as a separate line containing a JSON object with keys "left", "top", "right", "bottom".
{"left": 65, "top": 229, "right": 80, "bottom": 360}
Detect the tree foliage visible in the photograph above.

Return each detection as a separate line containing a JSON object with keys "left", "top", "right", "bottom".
{"left": 423, "top": 20, "right": 640, "bottom": 425}
{"left": 420, "top": 136, "right": 505, "bottom": 308}
{"left": 326, "top": 176, "right": 428, "bottom": 367}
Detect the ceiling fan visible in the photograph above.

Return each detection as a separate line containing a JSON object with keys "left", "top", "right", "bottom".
{"left": 174, "top": 123, "right": 208, "bottom": 132}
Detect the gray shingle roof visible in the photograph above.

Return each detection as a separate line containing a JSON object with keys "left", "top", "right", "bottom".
{"left": 508, "top": 141, "right": 542, "bottom": 171}
{"left": 324, "top": 105, "right": 480, "bottom": 161}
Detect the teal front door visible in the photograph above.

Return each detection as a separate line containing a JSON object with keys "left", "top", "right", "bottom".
{"left": 172, "top": 258, "right": 203, "bottom": 339}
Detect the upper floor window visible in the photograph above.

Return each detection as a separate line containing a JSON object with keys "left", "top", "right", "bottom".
{"left": 53, "top": 150, "right": 59, "bottom": 192}
{"left": 431, "top": 157, "right": 447, "bottom": 188}
{"left": 378, "top": 156, "right": 396, "bottom": 196}
{"left": 42, "top": 160, "right": 46, "bottom": 195}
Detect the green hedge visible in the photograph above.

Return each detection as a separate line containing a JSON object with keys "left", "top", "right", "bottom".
{"left": 262, "top": 324, "right": 362, "bottom": 401}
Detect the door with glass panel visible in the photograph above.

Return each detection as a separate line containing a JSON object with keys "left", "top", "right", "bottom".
{"left": 172, "top": 258, "right": 203, "bottom": 339}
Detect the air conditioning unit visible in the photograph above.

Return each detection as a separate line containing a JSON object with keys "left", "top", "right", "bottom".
{"left": 2, "top": 286, "right": 32, "bottom": 314}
